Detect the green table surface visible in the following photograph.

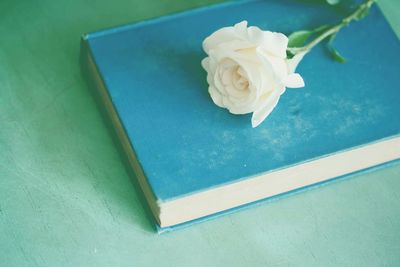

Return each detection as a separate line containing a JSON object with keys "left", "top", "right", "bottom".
{"left": 1, "top": 0, "right": 399, "bottom": 266}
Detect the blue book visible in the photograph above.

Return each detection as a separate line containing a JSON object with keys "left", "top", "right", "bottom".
{"left": 81, "top": 0, "right": 400, "bottom": 233}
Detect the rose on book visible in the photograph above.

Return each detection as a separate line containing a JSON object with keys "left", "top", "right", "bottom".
{"left": 201, "top": 21, "right": 304, "bottom": 128}
{"left": 202, "top": 0, "right": 374, "bottom": 127}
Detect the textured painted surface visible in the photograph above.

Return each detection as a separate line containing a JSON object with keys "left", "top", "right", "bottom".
{"left": 0, "top": 0, "right": 399, "bottom": 266}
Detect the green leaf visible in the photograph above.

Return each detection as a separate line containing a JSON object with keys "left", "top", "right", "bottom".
{"left": 329, "top": 47, "right": 347, "bottom": 63}
{"left": 288, "top": 25, "right": 331, "bottom": 49}
{"left": 288, "top": 30, "right": 313, "bottom": 48}
{"left": 327, "top": 33, "right": 347, "bottom": 63}
{"left": 286, "top": 50, "right": 295, "bottom": 59}
{"left": 313, "top": 24, "right": 330, "bottom": 33}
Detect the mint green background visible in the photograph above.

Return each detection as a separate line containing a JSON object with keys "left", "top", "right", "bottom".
{"left": 1, "top": 1, "right": 399, "bottom": 266}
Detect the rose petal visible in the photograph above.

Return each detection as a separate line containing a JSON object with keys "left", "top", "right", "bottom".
{"left": 203, "top": 27, "right": 237, "bottom": 53}
{"left": 251, "top": 91, "right": 281, "bottom": 128}
{"left": 287, "top": 51, "right": 307, "bottom": 73}
{"left": 261, "top": 31, "right": 288, "bottom": 59}
{"left": 227, "top": 98, "right": 255, "bottom": 114}
{"left": 234, "top": 21, "right": 248, "bottom": 38}
{"left": 206, "top": 73, "right": 214, "bottom": 86}
{"left": 247, "top": 26, "right": 264, "bottom": 44}
{"left": 284, "top": 73, "right": 305, "bottom": 88}
{"left": 215, "top": 40, "right": 256, "bottom": 54}
{"left": 213, "top": 67, "right": 227, "bottom": 95}
{"left": 221, "top": 68, "right": 233, "bottom": 85}
{"left": 257, "top": 49, "right": 288, "bottom": 84}
{"left": 246, "top": 26, "right": 288, "bottom": 59}
{"left": 208, "top": 86, "right": 225, "bottom": 108}
{"left": 226, "top": 84, "right": 248, "bottom": 99}
{"left": 203, "top": 21, "right": 249, "bottom": 54}
{"left": 201, "top": 57, "right": 209, "bottom": 71}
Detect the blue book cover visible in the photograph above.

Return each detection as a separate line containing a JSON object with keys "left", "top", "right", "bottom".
{"left": 81, "top": 0, "right": 400, "bottom": 233}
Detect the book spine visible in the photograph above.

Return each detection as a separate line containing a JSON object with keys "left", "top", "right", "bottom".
{"left": 80, "top": 37, "right": 161, "bottom": 228}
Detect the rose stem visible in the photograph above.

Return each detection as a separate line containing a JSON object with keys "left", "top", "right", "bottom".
{"left": 288, "top": 0, "right": 375, "bottom": 55}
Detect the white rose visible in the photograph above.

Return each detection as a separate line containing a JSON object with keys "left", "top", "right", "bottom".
{"left": 201, "top": 21, "right": 305, "bottom": 128}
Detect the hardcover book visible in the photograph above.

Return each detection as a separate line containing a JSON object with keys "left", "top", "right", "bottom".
{"left": 81, "top": 0, "right": 400, "bottom": 232}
